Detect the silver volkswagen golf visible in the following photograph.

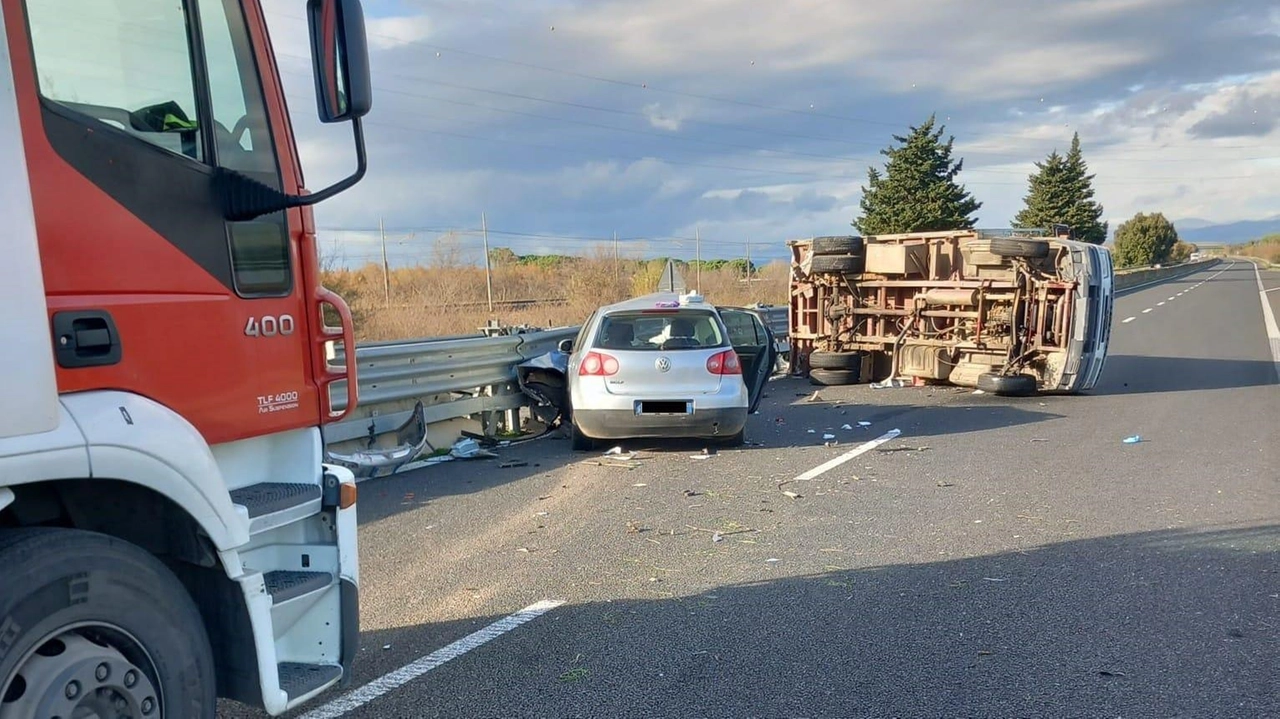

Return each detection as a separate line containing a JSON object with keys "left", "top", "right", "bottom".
{"left": 561, "top": 292, "right": 776, "bottom": 450}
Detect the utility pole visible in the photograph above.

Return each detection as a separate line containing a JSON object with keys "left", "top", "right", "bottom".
{"left": 613, "top": 231, "right": 619, "bottom": 285}
{"left": 745, "top": 234, "right": 752, "bottom": 283}
{"left": 379, "top": 216, "right": 390, "bottom": 306}
{"left": 481, "top": 212, "right": 494, "bottom": 313}
{"left": 695, "top": 226, "right": 702, "bottom": 292}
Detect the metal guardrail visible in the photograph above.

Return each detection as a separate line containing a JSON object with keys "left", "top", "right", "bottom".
{"left": 324, "top": 306, "right": 790, "bottom": 448}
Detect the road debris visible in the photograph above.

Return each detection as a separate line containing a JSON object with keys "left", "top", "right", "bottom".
{"left": 1123, "top": 435, "right": 1143, "bottom": 444}
{"left": 781, "top": 490, "right": 801, "bottom": 499}
{"left": 841, "top": 424, "right": 854, "bottom": 430}
{"left": 876, "top": 445, "right": 932, "bottom": 453}
{"left": 822, "top": 433, "right": 836, "bottom": 440}
{"left": 982, "top": 577, "right": 1007, "bottom": 582}
{"left": 858, "top": 421, "right": 872, "bottom": 427}
{"left": 499, "top": 459, "right": 529, "bottom": 468}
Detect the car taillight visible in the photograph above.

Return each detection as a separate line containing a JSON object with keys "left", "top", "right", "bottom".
{"left": 706, "top": 350, "right": 741, "bottom": 375}
{"left": 579, "top": 351, "right": 619, "bottom": 376}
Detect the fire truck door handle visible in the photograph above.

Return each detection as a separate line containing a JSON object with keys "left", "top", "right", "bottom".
{"left": 52, "top": 310, "right": 123, "bottom": 368}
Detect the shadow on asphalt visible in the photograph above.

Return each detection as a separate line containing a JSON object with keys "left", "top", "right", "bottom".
{"left": 1089, "top": 355, "right": 1278, "bottom": 395}
{"left": 266, "top": 524, "right": 1277, "bottom": 719}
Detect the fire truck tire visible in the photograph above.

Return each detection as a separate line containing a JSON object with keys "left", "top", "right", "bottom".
{"left": 808, "top": 350, "right": 863, "bottom": 371}
{"left": 809, "top": 368, "right": 859, "bottom": 386}
{"left": 812, "top": 236, "right": 865, "bottom": 255}
{"left": 976, "top": 372, "right": 1038, "bottom": 396}
{"left": 988, "top": 238, "right": 1050, "bottom": 259}
{"left": 0, "top": 527, "right": 216, "bottom": 719}
{"left": 809, "top": 254, "right": 865, "bottom": 274}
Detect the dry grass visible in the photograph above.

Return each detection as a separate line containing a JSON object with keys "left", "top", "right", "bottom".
{"left": 1238, "top": 235, "right": 1280, "bottom": 266}
{"left": 322, "top": 249, "right": 790, "bottom": 342}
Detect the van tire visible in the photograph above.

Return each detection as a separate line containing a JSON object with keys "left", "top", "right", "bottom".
{"left": 812, "top": 236, "right": 865, "bottom": 255}
{"left": 810, "top": 254, "right": 865, "bottom": 274}
{"left": 989, "top": 238, "right": 1050, "bottom": 259}
{"left": 809, "top": 368, "right": 859, "bottom": 386}
{"left": 808, "top": 350, "right": 863, "bottom": 371}
{"left": 976, "top": 372, "right": 1038, "bottom": 396}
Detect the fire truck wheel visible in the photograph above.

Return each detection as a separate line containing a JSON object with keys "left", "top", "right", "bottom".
{"left": 809, "top": 368, "right": 859, "bottom": 386}
{"left": 808, "top": 350, "right": 863, "bottom": 371}
{"left": 809, "top": 254, "right": 865, "bottom": 274}
{"left": 988, "top": 238, "right": 1050, "bottom": 259}
{"left": 976, "top": 372, "right": 1038, "bottom": 396}
{"left": 0, "top": 528, "right": 216, "bottom": 719}
{"left": 811, "top": 236, "right": 865, "bottom": 255}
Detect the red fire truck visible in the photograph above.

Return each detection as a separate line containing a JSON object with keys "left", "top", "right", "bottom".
{"left": 1, "top": 0, "right": 372, "bottom": 715}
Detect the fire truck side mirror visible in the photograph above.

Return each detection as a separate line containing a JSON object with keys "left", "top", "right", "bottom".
{"left": 308, "top": 0, "right": 372, "bottom": 124}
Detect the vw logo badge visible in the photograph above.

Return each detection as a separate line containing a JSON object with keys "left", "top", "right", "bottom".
{"left": 655, "top": 356, "right": 672, "bottom": 372}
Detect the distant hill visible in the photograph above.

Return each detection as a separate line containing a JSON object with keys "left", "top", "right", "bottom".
{"left": 1173, "top": 216, "right": 1280, "bottom": 244}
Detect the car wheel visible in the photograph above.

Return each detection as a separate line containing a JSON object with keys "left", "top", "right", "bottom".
{"left": 808, "top": 350, "right": 863, "bottom": 372}
{"left": 809, "top": 368, "right": 859, "bottom": 386}
{"left": 812, "top": 236, "right": 865, "bottom": 255}
{"left": 809, "top": 254, "right": 865, "bottom": 274}
{"left": 716, "top": 428, "right": 746, "bottom": 447}
{"left": 989, "top": 238, "right": 1050, "bottom": 259}
{"left": 976, "top": 372, "right": 1038, "bottom": 396}
{"left": 570, "top": 422, "right": 596, "bottom": 451}
{"left": 0, "top": 528, "right": 217, "bottom": 719}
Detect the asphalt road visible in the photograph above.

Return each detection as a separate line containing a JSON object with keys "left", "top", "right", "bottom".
{"left": 222, "top": 260, "right": 1278, "bottom": 719}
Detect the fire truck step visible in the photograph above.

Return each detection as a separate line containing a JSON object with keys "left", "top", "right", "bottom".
{"left": 230, "top": 482, "right": 322, "bottom": 534}
{"left": 278, "top": 662, "right": 342, "bottom": 700}
{"left": 265, "top": 570, "right": 334, "bottom": 605}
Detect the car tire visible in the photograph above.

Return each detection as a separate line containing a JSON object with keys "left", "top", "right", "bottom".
{"left": 989, "top": 238, "right": 1050, "bottom": 259}
{"left": 716, "top": 428, "right": 746, "bottom": 447}
{"left": 976, "top": 372, "right": 1038, "bottom": 396}
{"left": 808, "top": 350, "right": 863, "bottom": 371}
{"left": 0, "top": 528, "right": 217, "bottom": 719}
{"left": 812, "top": 236, "right": 865, "bottom": 255}
{"left": 570, "top": 422, "right": 596, "bottom": 451}
{"left": 809, "top": 368, "right": 859, "bottom": 386}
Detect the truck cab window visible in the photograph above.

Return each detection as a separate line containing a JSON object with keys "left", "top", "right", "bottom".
{"left": 198, "top": 0, "right": 292, "bottom": 297}
{"left": 25, "top": 0, "right": 204, "bottom": 161}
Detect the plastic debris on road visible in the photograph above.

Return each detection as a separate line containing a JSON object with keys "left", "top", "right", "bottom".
{"left": 858, "top": 421, "right": 872, "bottom": 427}
{"left": 841, "top": 424, "right": 854, "bottom": 430}
{"left": 822, "top": 433, "right": 836, "bottom": 440}
{"left": 871, "top": 378, "right": 908, "bottom": 389}
{"left": 1123, "top": 435, "right": 1143, "bottom": 444}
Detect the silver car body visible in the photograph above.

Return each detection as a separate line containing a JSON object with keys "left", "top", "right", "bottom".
{"left": 565, "top": 292, "right": 775, "bottom": 442}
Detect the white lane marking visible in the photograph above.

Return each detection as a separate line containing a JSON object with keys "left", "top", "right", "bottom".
{"left": 1266, "top": 287, "right": 1280, "bottom": 294}
{"left": 1252, "top": 262, "right": 1280, "bottom": 382}
{"left": 298, "top": 599, "right": 566, "bottom": 719}
{"left": 1157, "top": 301, "right": 1166, "bottom": 306}
{"left": 792, "top": 428, "right": 901, "bottom": 482}
{"left": 1168, "top": 296, "right": 1176, "bottom": 301}
{"left": 1142, "top": 308, "right": 1153, "bottom": 313}
{"left": 1122, "top": 317, "right": 1136, "bottom": 323}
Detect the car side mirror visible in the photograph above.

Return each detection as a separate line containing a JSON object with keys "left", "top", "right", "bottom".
{"left": 558, "top": 339, "right": 573, "bottom": 353}
{"left": 308, "top": 0, "right": 372, "bottom": 123}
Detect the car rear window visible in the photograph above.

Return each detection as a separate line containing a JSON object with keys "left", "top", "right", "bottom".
{"left": 593, "top": 310, "right": 727, "bottom": 351}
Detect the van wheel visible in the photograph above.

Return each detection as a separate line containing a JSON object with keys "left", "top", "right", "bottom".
{"left": 0, "top": 528, "right": 217, "bottom": 719}
{"left": 989, "top": 238, "right": 1050, "bottom": 259}
{"left": 809, "top": 368, "right": 859, "bottom": 386}
{"left": 812, "top": 236, "right": 865, "bottom": 255}
{"left": 976, "top": 372, "right": 1038, "bottom": 396}
{"left": 808, "top": 350, "right": 863, "bottom": 372}
{"left": 809, "top": 254, "right": 865, "bottom": 274}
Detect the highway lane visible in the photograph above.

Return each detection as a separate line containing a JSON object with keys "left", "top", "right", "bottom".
{"left": 221, "top": 260, "right": 1278, "bottom": 719}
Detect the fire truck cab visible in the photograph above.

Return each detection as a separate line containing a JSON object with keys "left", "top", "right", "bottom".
{"left": 1, "top": 0, "right": 371, "bottom": 716}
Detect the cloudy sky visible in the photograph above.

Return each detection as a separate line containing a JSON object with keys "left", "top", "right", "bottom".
{"left": 261, "top": 0, "right": 1280, "bottom": 267}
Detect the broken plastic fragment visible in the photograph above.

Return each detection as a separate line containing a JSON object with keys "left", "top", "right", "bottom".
{"left": 822, "top": 433, "right": 836, "bottom": 440}
{"left": 841, "top": 424, "right": 854, "bottom": 431}
{"left": 858, "top": 421, "right": 871, "bottom": 427}
{"left": 1123, "top": 435, "right": 1142, "bottom": 444}
{"left": 871, "top": 378, "right": 908, "bottom": 389}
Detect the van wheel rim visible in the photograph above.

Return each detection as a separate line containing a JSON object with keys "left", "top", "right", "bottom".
{"left": 1, "top": 626, "right": 161, "bottom": 719}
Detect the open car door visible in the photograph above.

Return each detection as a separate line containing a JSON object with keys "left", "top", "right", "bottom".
{"left": 717, "top": 307, "right": 778, "bottom": 414}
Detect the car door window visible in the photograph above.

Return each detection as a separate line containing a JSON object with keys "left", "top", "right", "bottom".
{"left": 720, "top": 309, "right": 764, "bottom": 347}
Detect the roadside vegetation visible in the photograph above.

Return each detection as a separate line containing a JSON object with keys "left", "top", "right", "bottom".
{"left": 322, "top": 249, "right": 788, "bottom": 342}
{"left": 1237, "top": 234, "right": 1280, "bottom": 266}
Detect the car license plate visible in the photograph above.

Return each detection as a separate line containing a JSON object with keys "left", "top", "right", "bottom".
{"left": 635, "top": 401, "right": 693, "bottom": 415}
